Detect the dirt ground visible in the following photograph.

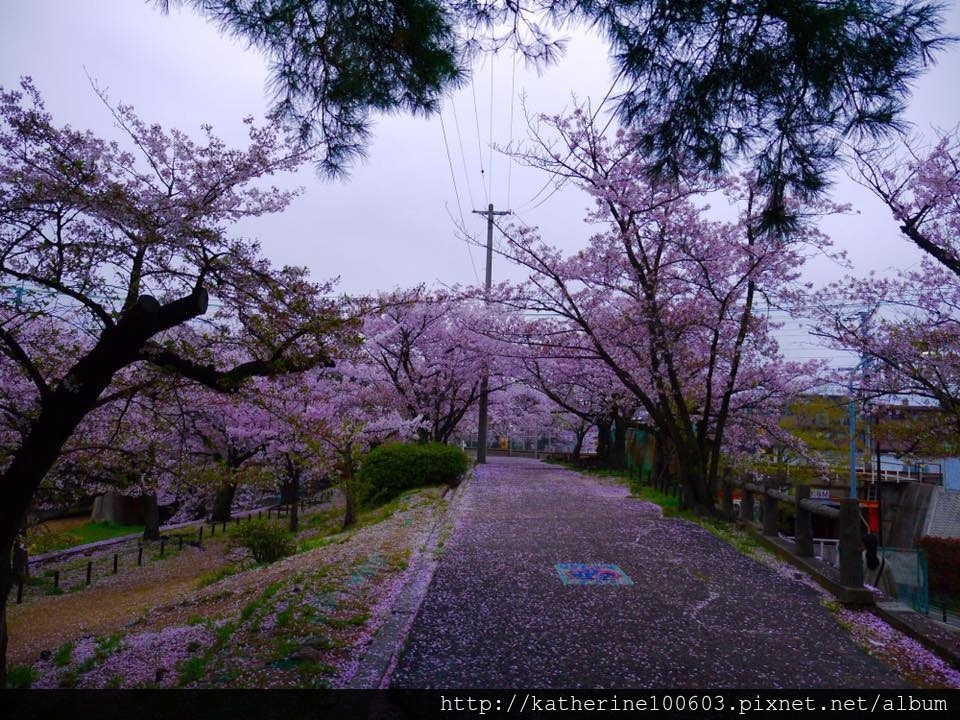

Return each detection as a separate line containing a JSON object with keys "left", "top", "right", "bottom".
{"left": 9, "top": 533, "right": 241, "bottom": 665}
{"left": 7, "top": 490, "right": 449, "bottom": 688}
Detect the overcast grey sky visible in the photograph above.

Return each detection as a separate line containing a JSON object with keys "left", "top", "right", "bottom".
{"left": 2, "top": 1, "right": 959, "bottom": 302}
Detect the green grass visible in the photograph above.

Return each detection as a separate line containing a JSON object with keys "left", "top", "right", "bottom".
{"left": 28, "top": 521, "right": 144, "bottom": 553}
{"left": 296, "top": 487, "right": 443, "bottom": 554}
{"left": 73, "top": 521, "right": 144, "bottom": 543}
{"left": 58, "top": 669, "right": 80, "bottom": 688}
{"left": 6, "top": 664, "right": 39, "bottom": 689}
{"left": 568, "top": 462, "right": 767, "bottom": 557}
{"left": 630, "top": 484, "right": 686, "bottom": 517}
{"left": 94, "top": 632, "right": 124, "bottom": 663}
{"left": 196, "top": 563, "right": 242, "bottom": 589}
{"left": 298, "top": 535, "right": 343, "bottom": 552}
{"left": 177, "top": 655, "right": 209, "bottom": 687}
{"left": 276, "top": 603, "right": 297, "bottom": 629}
{"left": 304, "top": 507, "right": 342, "bottom": 530}
{"left": 53, "top": 640, "right": 74, "bottom": 667}
{"left": 566, "top": 464, "right": 637, "bottom": 489}
{"left": 239, "top": 599, "right": 260, "bottom": 623}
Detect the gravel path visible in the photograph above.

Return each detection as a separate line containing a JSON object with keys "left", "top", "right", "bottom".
{"left": 390, "top": 458, "right": 907, "bottom": 689}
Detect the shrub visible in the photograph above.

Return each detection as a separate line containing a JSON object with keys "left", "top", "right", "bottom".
{"left": 229, "top": 520, "right": 295, "bottom": 563}
{"left": 359, "top": 442, "right": 469, "bottom": 504}
{"left": 7, "top": 664, "right": 39, "bottom": 689}
{"left": 917, "top": 536, "right": 960, "bottom": 598}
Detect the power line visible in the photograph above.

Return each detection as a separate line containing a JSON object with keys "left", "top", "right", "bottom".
{"left": 470, "top": 67, "right": 488, "bottom": 205}
{"left": 515, "top": 68, "right": 628, "bottom": 214}
{"left": 488, "top": 55, "right": 495, "bottom": 203}
{"left": 507, "top": 50, "right": 517, "bottom": 209}
{"left": 438, "top": 110, "right": 481, "bottom": 285}
{"left": 450, "top": 99, "right": 476, "bottom": 209}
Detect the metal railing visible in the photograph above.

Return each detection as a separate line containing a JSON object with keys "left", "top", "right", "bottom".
{"left": 724, "top": 476, "right": 867, "bottom": 596}
{"left": 724, "top": 475, "right": 933, "bottom": 610}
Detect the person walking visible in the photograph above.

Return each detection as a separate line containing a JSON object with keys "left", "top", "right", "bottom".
{"left": 863, "top": 532, "right": 897, "bottom": 598}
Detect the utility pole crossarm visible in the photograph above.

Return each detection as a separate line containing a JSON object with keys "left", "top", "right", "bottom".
{"left": 472, "top": 203, "right": 511, "bottom": 288}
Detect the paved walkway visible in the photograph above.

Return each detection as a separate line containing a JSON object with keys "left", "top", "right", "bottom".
{"left": 390, "top": 458, "right": 906, "bottom": 689}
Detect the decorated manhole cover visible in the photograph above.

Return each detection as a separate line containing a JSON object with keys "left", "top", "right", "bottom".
{"left": 555, "top": 563, "right": 634, "bottom": 586}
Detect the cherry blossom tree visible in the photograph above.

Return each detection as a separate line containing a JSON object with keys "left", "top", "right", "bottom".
{"left": 810, "top": 131, "right": 960, "bottom": 436}
{"left": 519, "top": 349, "right": 638, "bottom": 466}
{"left": 852, "top": 131, "right": 960, "bottom": 277}
{"left": 259, "top": 367, "right": 420, "bottom": 530}
{"left": 0, "top": 80, "right": 351, "bottom": 684}
{"left": 360, "top": 289, "right": 498, "bottom": 444}
{"left": 810, "top": 262, "right": 960, "bottom": 436}
{"left": 485, "top": 382, "right": 551, "bottom": 452}
{"left": 495, "top": 109, "right": 835, "bottom": 513}
{"left": 173, "top": 385, "right": 281, "bottom": 523}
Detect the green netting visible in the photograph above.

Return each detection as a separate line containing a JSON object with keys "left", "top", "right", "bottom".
{"left": 880, "top": 547, "right": 929, "bottom": 613}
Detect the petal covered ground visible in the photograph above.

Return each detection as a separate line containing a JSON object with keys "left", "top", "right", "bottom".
{"left": 391, "top": 458, "right": 960, "bottom": 689}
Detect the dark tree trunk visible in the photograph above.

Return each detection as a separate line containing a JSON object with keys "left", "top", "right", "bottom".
{"left": 142, "top": 493, "right": 161, "bottom": 541}
{"left": 652, "top": 431, "right": 671, "bottom": 492}
{"left": 12, "top": 516, "right": 28, "bottom": 584}
{"left": 673, "top": 435, "right": 715, "bottom": 516}
{"left": 0, "top": 292, "right": 208, "bottom": 686}
{"left": 571, "top": 430, "right": 585, "bottom": 461}
{"left": 13, "top": 540, "right": 29, "bottom": 584}
{"left": 289, "top": 490, "right": 299, "bottom": 533}
{"left": 284, "top": 459, "right": 301, "bottom": 534}
{"left": 211, "top": 483, "right": 237, "bottom": 523}
{"left": 342, "top": 484, "right": 356, "bottom": 530}
{"left": 595, "top": 418, "right": 612, "bottom": 465}
{"left": 609, "top": 413, "right": 627, "bottom": 470}
{"left": 1, "top": 540, "right": 9, "bottom": 689}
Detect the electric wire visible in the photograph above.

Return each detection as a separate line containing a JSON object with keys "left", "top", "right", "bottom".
{"left": 438, "top": 110, "right": 482, "bottom": 285}
{"left": 450, "top": 99, "right": 477, "bottom": 209}
{"left": 514, "top": 69, "right": 627, "bottom": 213}
{"left": 471, "top": 64, "right": 489, "bottom": 205}
{"left": 488, "top": 55, "right": 495, "bottom": 203}
{"left": 507, "top": 49, "right": 517, "bottom": 209}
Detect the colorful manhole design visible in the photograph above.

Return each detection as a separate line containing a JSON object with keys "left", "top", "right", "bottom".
{"left": 555, "top": 563, "right": 634, "bottom": 586}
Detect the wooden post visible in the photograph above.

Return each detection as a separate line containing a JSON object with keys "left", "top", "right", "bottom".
{"left": 795, "top": 486, "right": 814, "bottom": 558}
{"left": 85, "top": 562, "right": 92, "bottom": 586}
{"left": 53, "top": 570, "right": 59, "bottom": 590}
{"left": 838, "top": 498, "right": 864, "bottom": 588}
{"left": 198, "top": 525, "right": 204, "bottom": 547}
{"left": 763, "top": 491, "right": 779, "bottom": 536}
{"left": 159, "top": 539, "right": 165, "bottom": 557}
{"left": 113, "top": 554, "right": 119, "bottom": 574}
{"left": 16, "top": 579, "right": 24, "bottom": 604}
{"left": 137, "top": 547, "right": 143, "bottom": 566}
{"left": 178, "top": 536, "right": 184, "bottom": 551}
{"left": 222, "top": 521, "right": 227, "bottom": 532}
{"left": 210, "top": 522, "right": 216, "bottom": 537}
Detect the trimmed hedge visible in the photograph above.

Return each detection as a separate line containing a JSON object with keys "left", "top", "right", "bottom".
{"left": 917, "top": 535, "right": 960, "bottom": 598}
{"left": 359, "top": 442, "right": 469, "bottom": 504}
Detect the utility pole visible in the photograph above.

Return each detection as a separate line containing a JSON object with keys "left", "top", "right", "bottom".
{"left": 847, "top": 309, "right": 875, "bottom": 502}
{"left": 472, "top": 202, "right": 510, "bottom": 463}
